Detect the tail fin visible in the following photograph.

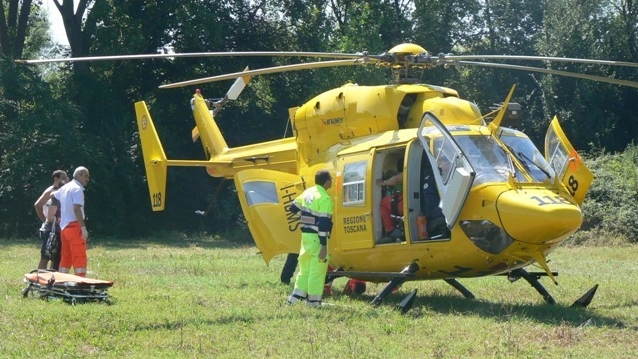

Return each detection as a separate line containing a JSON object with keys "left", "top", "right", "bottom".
{"left": 135, "top": 101, "right": 168, "bottom": 211}
{"left": 135, "top": 87, "right": 298, "bottom": 211}
{"left": 191, "top": 92, "right": 229, "bottom": 158}
{"left": 191, "top": 67, "right": 250, "bottom": 143}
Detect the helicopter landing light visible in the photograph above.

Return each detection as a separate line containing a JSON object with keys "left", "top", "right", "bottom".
{"left": 460, "top": 220, "right": 513, "bottom": 255}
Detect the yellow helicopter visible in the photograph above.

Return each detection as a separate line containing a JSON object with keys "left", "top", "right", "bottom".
{"left": 20, "top": 43, "right": 638, "bottom": 311}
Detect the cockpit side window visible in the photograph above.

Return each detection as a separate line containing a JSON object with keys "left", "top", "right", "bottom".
{"left": 433, "top": 137, "right": 456, "bottom": 185}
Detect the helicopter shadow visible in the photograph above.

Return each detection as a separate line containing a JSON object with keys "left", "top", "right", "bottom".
{"left": 351, "top": 291, "right": 629, "bottom": 329}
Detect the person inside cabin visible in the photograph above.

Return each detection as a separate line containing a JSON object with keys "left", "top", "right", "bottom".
{"left": 424, "top": 140, "right": 451, "bottom": 239}
{"left": 376, "top": 170, "right": 404, "bottom": 243}
{"left": 422, "top": 170, "right": 450, "bottom": 239}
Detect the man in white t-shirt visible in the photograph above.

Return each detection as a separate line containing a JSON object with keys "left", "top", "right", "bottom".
{"left": 54, "top": 166, "right": 90, "bottom": 277}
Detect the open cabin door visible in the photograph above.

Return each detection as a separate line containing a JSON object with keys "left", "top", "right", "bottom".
{"left": 417, "top": 112, "right": 475, "bottom": 228}
{"left": 545, "top": 117, "right": 593, "bottom": 206}
{"left": 234, "top": 169, "right": 305, "bottom": 264}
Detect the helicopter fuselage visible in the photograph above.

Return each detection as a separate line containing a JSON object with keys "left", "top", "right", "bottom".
{"left": 292, "top": 125, "right": 583, "bottom": 282}
{"left": 136, "top": 82, "right": 593, "bottom": 284}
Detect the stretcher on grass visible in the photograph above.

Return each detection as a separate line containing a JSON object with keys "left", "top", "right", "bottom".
{"left": 22, "top": 269, "right": 113, "bottom": 305}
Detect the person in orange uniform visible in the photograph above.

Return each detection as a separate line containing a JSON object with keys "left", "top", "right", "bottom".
{"left": 376, "top": 171, "right": 404, "bottom": 242}
{"left": 54, "top": 166, "right": 90, "bottom": 277}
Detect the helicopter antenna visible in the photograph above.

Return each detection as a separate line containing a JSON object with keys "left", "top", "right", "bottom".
{"left": 489, "top": 85, "right": 517, "bottom": 129}
{"left": 283, "top": 117, "right": 290, "bottom": 138}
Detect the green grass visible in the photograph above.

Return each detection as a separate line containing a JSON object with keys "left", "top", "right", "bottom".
{"left": 1, "top": 235, "right": 637, "bottom": 358}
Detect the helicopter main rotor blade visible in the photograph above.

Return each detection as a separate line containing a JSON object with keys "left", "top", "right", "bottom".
{"left": 15, "top": 51, "right": 373, "bottom": 65}
{"left": 159, "top": 59, "right": 367, "bottom": 89}
{"left": 458, "top": 61, "right": 638, "bottom": 89}
{"left": 445, "top": 55, "right": 638, "bottom": 68}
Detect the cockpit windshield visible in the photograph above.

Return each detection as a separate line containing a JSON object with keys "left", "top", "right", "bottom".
{"left": 453, "top": 135, "right": 525, "bottom": 185}
{"left": 498, "top": 128, "right": 555, "bottom": 182}
{"left": 433, "top": 132, "right": 552, "bottom": 186}
{"left": 428, "top": 125, "right": 554, "bottom": 187}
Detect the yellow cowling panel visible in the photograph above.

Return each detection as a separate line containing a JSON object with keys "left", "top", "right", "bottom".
{"left": 421, "top": 97, "right": 483, "bottom": 126}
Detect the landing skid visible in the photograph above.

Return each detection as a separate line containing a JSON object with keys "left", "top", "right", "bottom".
{"left": 332, "top": 265, "right": 598, "bottom": 312}
{"left": 444, "top": 278, "right": 476, "bottom": 299}
{"left": 508, "top": 268, "right": 557, "bottom": 304}
{"left": 370, "top": 269, "right": 476, "bottom": 313}
{"left": 370, "top": 262, "right": 419, "bottom": 311}
{"left": 507, "top": 268, "right": 599, "bottom": 307}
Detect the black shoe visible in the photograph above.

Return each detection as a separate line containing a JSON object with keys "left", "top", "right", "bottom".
{"left": 378, "top": 236, "right": 394, "bottom": 244}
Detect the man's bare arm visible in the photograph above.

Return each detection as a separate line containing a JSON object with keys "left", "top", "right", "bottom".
{"left": 33, "top": 188, "right": 52, "bottom": 223}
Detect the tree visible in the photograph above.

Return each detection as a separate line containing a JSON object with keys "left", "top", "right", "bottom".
{"left": 51, "top": 0, "right": 92, "bottom": 77}
{"left": 534, "top": 0, "right": 635, "bottom": 150}
{"left": 0, "top": 0, "right": 37, "bottom": 58}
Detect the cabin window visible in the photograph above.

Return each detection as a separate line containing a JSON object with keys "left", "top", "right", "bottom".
{"left": 545, "top": 126, "right": 570, "bottom": 179}
{"left": 242, "top": 181, "right": 278, "bottom": 206}
{"left": 432, "top": 137, "right": 457, "bottom": 184}
{"left": 454, "top": 135, "right": 513, "bottom": 185}
{"left": 342, "top": 161, "right": 367, "bottom": 205}
{"left": 499, "top": 129, "right": 555, "bottom": 182}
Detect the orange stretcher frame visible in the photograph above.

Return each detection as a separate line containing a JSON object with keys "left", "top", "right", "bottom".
{"left": 22, "top": 269, "right": 114, "bottom": 305}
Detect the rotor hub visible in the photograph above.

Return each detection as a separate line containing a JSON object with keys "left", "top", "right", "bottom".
{"left": 382, "top": 43, "right": 430, "bottom": 84}
{"left": 387, "top": 43, "right": 428, "bottom": 56}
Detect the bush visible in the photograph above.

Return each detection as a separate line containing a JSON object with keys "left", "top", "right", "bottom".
{"left": 574, "top": 144, "right": 638, "bottom": 245}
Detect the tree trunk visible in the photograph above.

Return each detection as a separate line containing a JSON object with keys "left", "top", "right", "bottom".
{"left": 0, "top": 0, "right": 33, "bottom": 58}
{"left": 53, "top": 0, "right": 92, "bottom": 77}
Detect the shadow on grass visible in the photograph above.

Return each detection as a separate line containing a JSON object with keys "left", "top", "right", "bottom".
{"left": 348, "top": 291, "right": 631, "bottom": 329}
{"left": 131, "top": 314, "right": 258, "bottom": 333}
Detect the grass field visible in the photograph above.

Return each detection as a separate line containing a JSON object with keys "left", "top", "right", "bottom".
{"left": 1, "top": 234, "right": 637, "bottom": 358}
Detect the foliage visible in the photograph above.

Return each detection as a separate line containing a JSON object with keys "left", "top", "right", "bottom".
{"left": 0, "top": 58, "right": 82, "bottom": 236}
{"left": 2, "top": 0, "right": 638, "bottom": 240}
{"left": 0, "top": 0, "right": 47, "bottom": 58}
{"left": 571, "top": 144, "right": 638, "bottom": 245}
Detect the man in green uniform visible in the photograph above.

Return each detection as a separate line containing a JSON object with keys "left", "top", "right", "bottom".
{"left": 286, "top": 169, "right": 334, "bottom": 307}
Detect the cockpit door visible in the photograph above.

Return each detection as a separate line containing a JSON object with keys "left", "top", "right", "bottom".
{"left": 545, "top": 116, "right": 593, "bottom": 206}
{"left": 417, "top": 112, "right": 476, "bottom": 227}
{"left": 234, "top": 169, "right": 305, "bottom": 264}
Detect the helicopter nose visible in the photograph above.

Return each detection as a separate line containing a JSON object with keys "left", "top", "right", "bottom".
{"left": 496, "top": 189, "right": 583, "bottom": 245}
